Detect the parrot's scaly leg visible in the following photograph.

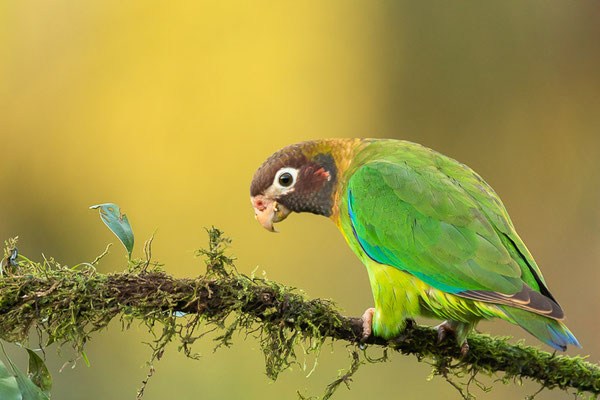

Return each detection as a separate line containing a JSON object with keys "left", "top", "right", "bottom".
{"left": 360, "top": 308, "right": 376, "bottom": 341}
{"left": 435, "top": 320, "right": 473, "bottom": 359}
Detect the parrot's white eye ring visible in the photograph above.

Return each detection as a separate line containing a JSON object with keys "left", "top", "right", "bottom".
{"left": 274, "top": 167, "right": 299, "bottom": 190}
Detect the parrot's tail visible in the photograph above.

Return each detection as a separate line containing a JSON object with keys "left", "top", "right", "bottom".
{"left": 498, "top": 306, "right": 580, "bottom": 351}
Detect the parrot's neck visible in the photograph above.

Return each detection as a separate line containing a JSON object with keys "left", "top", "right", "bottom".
{"left": 307, "top": 138, "right": 366, "bottom": 223}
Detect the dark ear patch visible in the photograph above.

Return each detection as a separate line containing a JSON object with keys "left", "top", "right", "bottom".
{"left": 296, "top": 154, "right": 336, "bottom": 192}
{"left": 279, "top": 152, "right": 338, "bottom": 216}
{"left": 312, "top": 153, "right": 337, "bottom": 183}
{"left": 295, "top": 162, "right": 331, "bottom": 193}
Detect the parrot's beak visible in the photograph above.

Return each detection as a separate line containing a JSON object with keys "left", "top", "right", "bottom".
{"left": 251, "top": 196, "right": 291, "bottom": 233}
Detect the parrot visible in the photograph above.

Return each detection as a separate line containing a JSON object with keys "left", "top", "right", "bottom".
{"left": 249, "top": 138, "right": 580, "bottom": 353}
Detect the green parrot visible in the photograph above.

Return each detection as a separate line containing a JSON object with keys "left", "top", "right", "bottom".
{"left": 249, "top": 138, "right": 579, "bottom": 352}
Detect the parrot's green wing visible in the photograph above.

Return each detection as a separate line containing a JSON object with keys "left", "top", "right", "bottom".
{"left": 347, "top": 155, "right": 563, "bottom": 320}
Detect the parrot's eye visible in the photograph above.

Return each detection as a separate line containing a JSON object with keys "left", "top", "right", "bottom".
{"left": 278, "top": 172, "right": 293, "bottom": 187}
{"left": 273, "top": 167, "right": 299, "bottom": 191}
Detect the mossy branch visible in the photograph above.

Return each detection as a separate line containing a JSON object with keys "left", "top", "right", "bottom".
{"left": 0, "top": 231, "right": 598, "bottom": 399}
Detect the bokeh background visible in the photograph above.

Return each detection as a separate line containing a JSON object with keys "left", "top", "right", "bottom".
{"left": 1, "top": 1, "right": 599, "bottom": 399}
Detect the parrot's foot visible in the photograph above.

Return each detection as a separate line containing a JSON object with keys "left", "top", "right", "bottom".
{"left": 360, "top": 308, "right": 376, "bottom": 342}
{"left": 435, "top": 321, "right": 470, "bottom": 359}
{"left": 460, "top": 341, "right": 469, "bottom": 359}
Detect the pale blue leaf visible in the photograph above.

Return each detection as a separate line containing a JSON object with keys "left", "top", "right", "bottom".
{"left": 4, "top": 356, "right": 48, "bottom": 400}
{"left": 13, "top": 366, "right": 48, "bottom": 400}
{"left": 0, "top": 359, "right": 21, "bottom": 400}
{"left": 26, "top": 350, "right": 51, "bottom": 395}
{"left": 90, "top": 203, "right": 134, "bottom": 259}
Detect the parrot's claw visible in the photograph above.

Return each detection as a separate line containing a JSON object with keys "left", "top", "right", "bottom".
{"left": 435, "top": 320, "right": 470, "bottom": 359}
{"left": 360, "top": 308, "right": 376, "bottom": 343}
{"left": 460, "top": 341, "right": 470, "bottom": 360}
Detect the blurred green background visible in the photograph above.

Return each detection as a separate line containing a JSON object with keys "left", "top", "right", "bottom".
{"left": 1, "top": 1, "right": 599, "bottom": 399}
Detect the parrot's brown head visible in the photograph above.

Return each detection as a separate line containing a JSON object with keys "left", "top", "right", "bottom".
{"left": 250, "top": 141, "right": 340, "bottom": 232}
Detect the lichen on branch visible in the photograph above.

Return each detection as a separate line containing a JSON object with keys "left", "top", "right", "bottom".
{"left": 0, "top": 230, "right": 598, "bottom": 399}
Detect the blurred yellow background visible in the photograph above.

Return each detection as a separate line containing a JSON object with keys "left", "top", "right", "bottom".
{"left": 1, "top": 1, "right": 599, "bottom": 399}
